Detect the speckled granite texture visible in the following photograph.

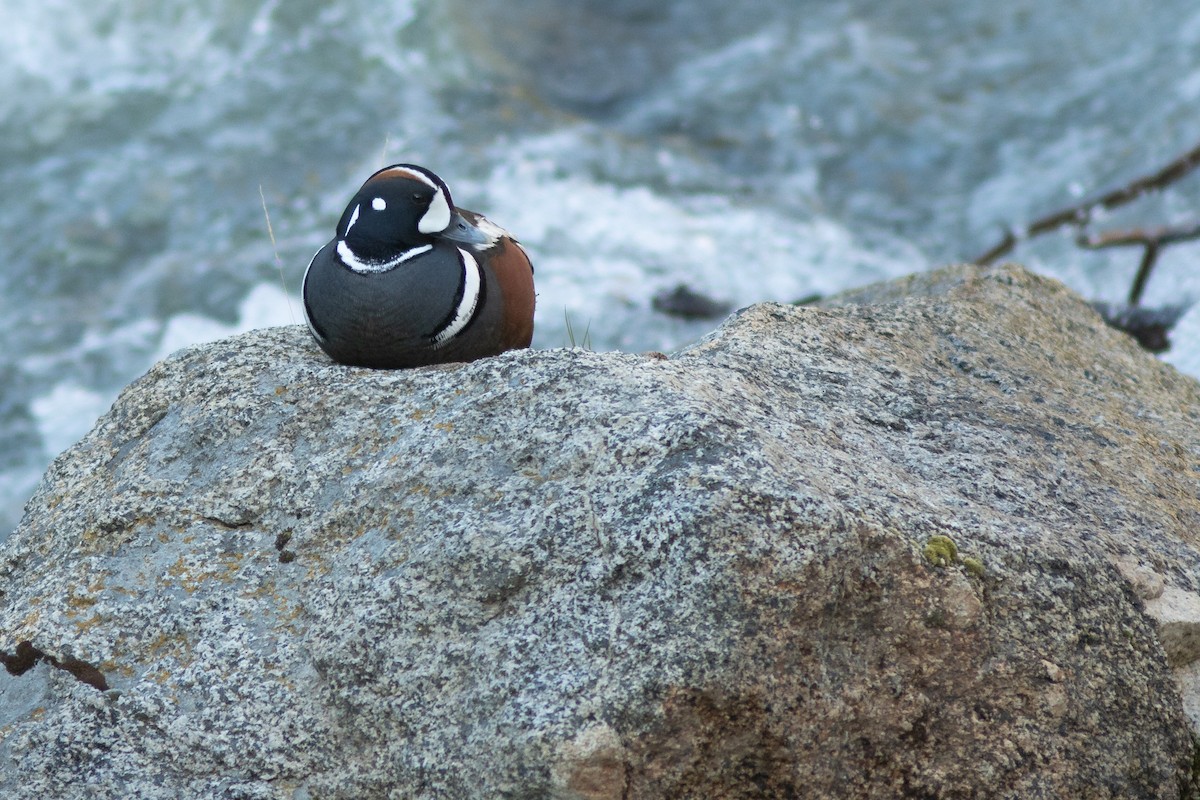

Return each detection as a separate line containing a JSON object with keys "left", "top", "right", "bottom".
{"left": 2, "top": 264, "right": 1198, "bottom": 798}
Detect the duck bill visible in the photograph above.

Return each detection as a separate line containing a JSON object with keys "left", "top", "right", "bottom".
{"left": 440, "top": 210, "right": 493, "bottom": 246}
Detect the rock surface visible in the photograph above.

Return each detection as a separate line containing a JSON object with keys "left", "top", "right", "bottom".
{"left": 2, "top": 263, "right": 1200, "bottom": 798}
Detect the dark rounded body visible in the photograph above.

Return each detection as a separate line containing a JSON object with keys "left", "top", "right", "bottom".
{"left": 302, "top": 165, "right": 535, "bottom": 369}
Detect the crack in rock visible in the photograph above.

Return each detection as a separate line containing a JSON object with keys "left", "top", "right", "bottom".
{"left": 0, "top": 640, "right": 110, "bottom": 691}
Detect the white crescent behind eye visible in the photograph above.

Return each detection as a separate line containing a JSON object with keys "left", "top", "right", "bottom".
{"left": 418, "top": 187, "right": 451, "bottom": 234}
{"left": 343, "top": 203, "right": 361, "bottom": 236}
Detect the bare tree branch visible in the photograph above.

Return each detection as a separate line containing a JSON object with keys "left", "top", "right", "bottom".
{"left": 1077, "top": 220, "right": 1200, "bottom": 250}
{"left": 1076, "top": 220, "right": 1200, "bottom": 305}
{"left": 973, "top": 139, "right": 1200, "bottom": 265}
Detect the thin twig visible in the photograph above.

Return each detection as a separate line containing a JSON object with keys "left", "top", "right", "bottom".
{"left": 1077, "top": 220, "right": 1200, "bottom": 250}
{"left": 974, "top": 139, "right": 1200, "bottom": 265}
{"left": 1076, "top": 220, "right": 1200, "bottom": 305}
{"left": 1128, "top": 244, "right": 1160, "bottom": 307}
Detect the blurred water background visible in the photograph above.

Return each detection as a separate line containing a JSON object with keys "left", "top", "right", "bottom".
{"left": 2, "top": 0, "right": 1200, "bottom": 540}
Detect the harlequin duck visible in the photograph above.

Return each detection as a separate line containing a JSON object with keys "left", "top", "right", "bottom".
{"left": 302, "top": 163, "right": 535, "bottom": 368}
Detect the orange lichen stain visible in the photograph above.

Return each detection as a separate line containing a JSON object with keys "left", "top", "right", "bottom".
{"left": 434, "top": 421, "right": 454, "bottom": 433}
{"left": 304, "top": 559, "right": 333, "bottom": 582}
{"left": 275, "top": 600, "right": 305, "bottom": 625}
{"left": 260, "top": 663, "right": 299, "bottom": 691}
{"left": 771, "top": 579, "right": 808, "bottom": 595}
{"left": 252, "top": 590, "right": 303, "bottom": 627}
{"left": 164, "top": 556, "right": 189, "bottom": 578}
{"left": 275, "top": 676, "right": 298, "bottom": 691}
{"left": 274, "top": 385, "right": 288, "bottom": 396}
{"left": 144, "top": 667, "right": 173, "bottom": 685}
{"left": 72, "top": 614, "right": 109, "bottom": 634}
{"left": 409, "top": 408, "right": 429, "bottom": 421}
{"left": 158, "top": 531, "right": 170, "bottom": 543}
{"left": 162, "top": 550, "right": 247, "bottom": 593}
{"left": 66, "top": 593, "right": 99, "bottom": 610}
{"left": 239, "top": 579, "right": 277, "bottom": 600}
{"left": 95, "top": 657, "right": 135, "bottom": 678}
{"left": 213, "top": 552, "right": 248, "bottom": 578}
{"left": 62, "top": 606, "right": 89, "bottom": 624}
{"left": 30, "top": 707, "right": 46, "bottom": 721}
{"left": 144, "top": 630, "right": 191, "bottom": 659}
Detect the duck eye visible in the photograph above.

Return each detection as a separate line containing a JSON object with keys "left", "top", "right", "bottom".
{"left": 412, "top": 192, "right": 430, "bottom": 206}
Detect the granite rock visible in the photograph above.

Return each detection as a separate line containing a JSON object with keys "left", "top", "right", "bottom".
{"left": 2, "top": 263, "right": 1199, "bottom": 798}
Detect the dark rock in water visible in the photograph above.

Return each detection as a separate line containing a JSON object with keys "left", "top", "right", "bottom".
{"left": 651, "top": 283, "right": 733, "bottom": 320}
{"left": 1091, "top": 301, "right": 1190, "bottom": 353}
{"left": 2, "top": 264, "right": 1199, "bottom": 798}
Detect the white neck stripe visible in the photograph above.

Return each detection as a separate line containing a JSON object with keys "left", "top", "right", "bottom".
{"left": 337, "top": 241, "right": 432, "bottom": 274}
{"left": 432, "top": 249, "right": 482, "bottom": 347}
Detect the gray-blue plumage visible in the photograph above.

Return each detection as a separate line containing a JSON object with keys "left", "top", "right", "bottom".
{"left": 303, "top": 238, "right": 483, "bottom": 367}
{"left": 302, "top": 164, "right": 534, "bottom": 369}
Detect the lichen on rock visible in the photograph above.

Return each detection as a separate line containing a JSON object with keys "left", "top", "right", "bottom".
{"left": 923, "top": 534, "right": 959, "bottom": 567}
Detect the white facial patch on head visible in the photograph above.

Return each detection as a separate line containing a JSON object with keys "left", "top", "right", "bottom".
{"left": 372, "top": 197, "right": 386, "bottom": 211}
{"left": 377, "top": 166, "right": 454, "bottom": 235}
{"left": 343, "top": 203, "right": 361, "bottom": 235}
{"left": 418, "top": 187, "right": 451, "bottom": 234}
